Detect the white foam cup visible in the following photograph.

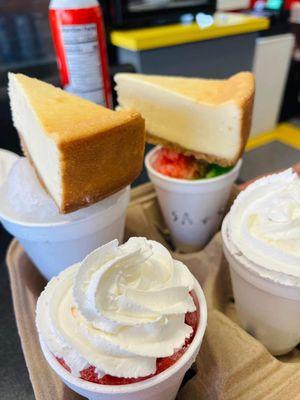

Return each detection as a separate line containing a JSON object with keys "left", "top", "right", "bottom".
{"left": 222, "top": 215, "right": 300, "bottom": 356}
{"left": 1, "top": 187, "right": 130, "bottom": 280}
{"left": 39, "top": 279, "right": 207, "bottom": 400}
{"left": 145, "top": 146, "right": 242, "bottom": 252}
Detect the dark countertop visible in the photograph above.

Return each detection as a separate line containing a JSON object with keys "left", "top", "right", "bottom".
{"left": 0, "top": 103, "right": 33, "bottom": 399}
{"left": 0, "top": 228, "right": 36, "bottom": 400}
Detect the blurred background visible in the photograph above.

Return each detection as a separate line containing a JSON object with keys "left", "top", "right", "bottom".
{"left": 0, "top": 0, "right": 299, "bottom": 181}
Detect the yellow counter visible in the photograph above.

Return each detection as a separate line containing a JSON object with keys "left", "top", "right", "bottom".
{"left": 111, "top": 13, "right": 270, "bottom": 52}
{"left": 246, "top": 123, "right": 300, "bottom": 151}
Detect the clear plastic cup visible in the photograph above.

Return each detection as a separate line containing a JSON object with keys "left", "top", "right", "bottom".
{"left": 145, "top": 146, "right": 242, "bottom": 252}
{"left": 39, "top": 280, "right": 207, "bottom": 400}
{"left": 222, "top": 215, "right": 300, "bottom": 356}
{"left": 0, "top": 187, "right": 130, "bottom": 280}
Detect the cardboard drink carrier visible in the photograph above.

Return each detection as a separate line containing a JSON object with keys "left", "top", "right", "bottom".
{"left": 6, "top": 180, "right": 300, "bottom": 400}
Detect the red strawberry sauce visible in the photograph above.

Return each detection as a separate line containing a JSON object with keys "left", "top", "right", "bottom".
{"left": 152, "top": 148, "right": 201, "bottom": 180}
{"left": 57, "top": 291, "right": 199, "bottom": 385}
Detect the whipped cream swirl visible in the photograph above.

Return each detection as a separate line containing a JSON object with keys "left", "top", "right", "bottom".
{"left": 36, "top": 237, "right": 196, "bottom": 378}
{"left": 226, "top": 169, "right": 300, "bottom": 285}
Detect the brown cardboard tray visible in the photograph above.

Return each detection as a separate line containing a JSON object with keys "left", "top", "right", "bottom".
{"left": 7, "top": 182, "right": 300, "bottom": 400}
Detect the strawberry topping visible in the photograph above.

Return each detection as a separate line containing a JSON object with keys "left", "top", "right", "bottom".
{"left": 57, "top": 291, "right": 199, "bottom": 385}
{"left": 152, "top": 148, "right": 205, "bottom": 179}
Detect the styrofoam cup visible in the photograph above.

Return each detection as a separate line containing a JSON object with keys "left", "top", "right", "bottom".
{"left": 39, "top": 280, "right": 207, "bottom": 400}
{"left": 1, "top": 187, "right": 130, "bottom": 280}
{"left": 222, "top": 215, "right": 300, "bottom": 355}
{"left": 145, "top": 146, "right": 242, "bottom": 252}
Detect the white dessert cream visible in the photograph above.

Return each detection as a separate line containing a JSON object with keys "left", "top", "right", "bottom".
{"left": 224, "top": 169, "right": 300, "bottom": 286}
{"left": 36, "top": 237, "right": 197, "bottom": 379}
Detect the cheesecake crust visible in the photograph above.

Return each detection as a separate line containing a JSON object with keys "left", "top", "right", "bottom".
{"left": 60, "top": 115, "right": 145, "bottom": 213}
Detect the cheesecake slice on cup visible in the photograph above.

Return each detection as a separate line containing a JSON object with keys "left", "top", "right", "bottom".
{"left": 115, "top": 72, "right": 254, "bottom": 167}
{"left": 8, "top": 73, "right": 145, "bottom": 213}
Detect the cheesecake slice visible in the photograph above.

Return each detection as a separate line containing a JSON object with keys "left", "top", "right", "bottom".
{"left": 8, "top": 73, "right": 145, "bottom": 213}
{"left": 115, "top": 72, "right": 254, "bottom": 166}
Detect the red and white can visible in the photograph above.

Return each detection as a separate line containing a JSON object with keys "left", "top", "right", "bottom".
{"left": 49, "top": 0, "right": 112, "bottom": 107}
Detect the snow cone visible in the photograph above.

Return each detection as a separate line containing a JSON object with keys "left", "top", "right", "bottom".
{"left": 146, "top": 146, "right": 242, "bottom": 252}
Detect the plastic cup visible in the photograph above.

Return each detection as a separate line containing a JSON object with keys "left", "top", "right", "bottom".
{"left": 145, "top": 146, "right": 242, "bottom": 253}
{"left": 39, "top": 279, "right": 207, "bottom": 400}
{"left": 222, "top": 215, "right": 300, "bottom": 356}
{"left": 0, "top": 187, "right": 130, "bottom": 280}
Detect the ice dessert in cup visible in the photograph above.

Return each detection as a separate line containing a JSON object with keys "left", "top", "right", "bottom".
{"left": 36, "top": 237, "right": 207, "bottom": 400}
{"left": 146, "top": 147, "right": 242, "bottom": 252}
{"left": 222, "top": 169, "right": 300, "bottom": 355}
